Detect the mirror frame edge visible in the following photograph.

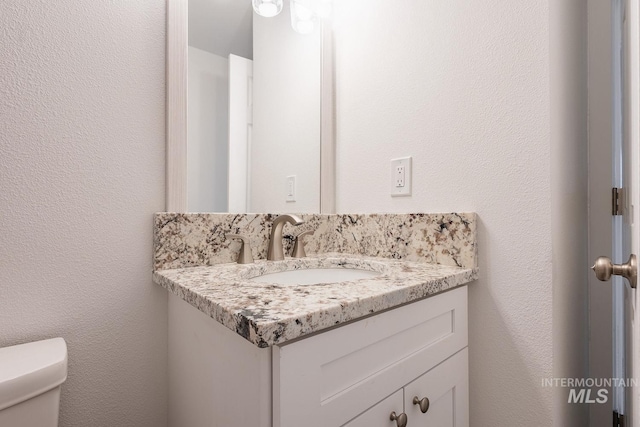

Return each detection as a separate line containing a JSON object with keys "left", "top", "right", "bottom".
{"left": 165, "top": 0, "right": 336, "bottom": 214}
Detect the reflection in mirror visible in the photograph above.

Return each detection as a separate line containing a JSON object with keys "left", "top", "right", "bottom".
{"left": 187, "top": 0, "right": 324, "bottom": 213}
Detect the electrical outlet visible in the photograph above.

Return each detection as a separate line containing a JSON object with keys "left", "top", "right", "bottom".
{"left": 395, "top": 165, "right": 405, "bottom": 187}
{"left": 390, "top": 157, "right": 412, "bottom": 196}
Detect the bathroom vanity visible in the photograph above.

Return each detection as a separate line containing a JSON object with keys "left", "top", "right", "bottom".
{"left": 153, "top": 213, "right": 478, "bottom": 427}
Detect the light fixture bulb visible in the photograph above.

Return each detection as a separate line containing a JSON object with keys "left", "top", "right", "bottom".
{"left": 252, "top": 0, "right": 283, "bottom": 18}
{"left": 295, "top": 3, "right": 313, "bottom": 20}
{"left": 290, "top": 0, "right": 315, "bottom": 34}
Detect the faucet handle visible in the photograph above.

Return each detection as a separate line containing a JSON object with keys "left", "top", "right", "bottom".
{"left": 227, "top": 234, "right": 254, "bottom": 264}
{"left": 292, "top": 230, "right": 313, "bottom": 258}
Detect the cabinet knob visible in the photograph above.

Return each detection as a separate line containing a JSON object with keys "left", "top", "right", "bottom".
{"left": 389, "top": 411, "right": 408, "bottom": 427}
{"left": 412, "top": 396, "right": 430, "bottom": 413}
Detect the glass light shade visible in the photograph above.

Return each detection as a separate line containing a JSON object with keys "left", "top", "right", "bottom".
{"left": 252, "top": 0, "right": 283, "bottom": 17}
{"left": 292, "top": 0, "right": 313, "bottom": 20}
{"left": 290, "top": 0, "right": 315, "bottom": 34}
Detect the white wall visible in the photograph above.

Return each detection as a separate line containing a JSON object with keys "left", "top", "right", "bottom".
{"left": 188, "top": 46, "right": 229, "bottom": 212}
{"left": 0, "top": 2, "right": 167, "bottom": 427}
{"left": 251, "top": 1, "right": 321, "bottom": 213}
{"left": 333, "top": 0, "right": 588, "bottom": 425}
{"left": 227, "top": 54, "right": 253, "bottom": 213}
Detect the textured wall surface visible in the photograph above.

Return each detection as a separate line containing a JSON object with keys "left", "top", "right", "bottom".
{"left": 0, "top": 1, "right": 168, "bottom": 426}
{"left": 333, "top": 0, "right": 555, "bottom": 425}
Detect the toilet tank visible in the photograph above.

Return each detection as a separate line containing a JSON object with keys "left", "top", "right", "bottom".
{"left": 0, "top": 338, "right": 68, "bottom": 427}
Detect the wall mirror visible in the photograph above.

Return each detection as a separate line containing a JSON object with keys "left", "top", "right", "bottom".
{"left": 166, "top": 0, "right": 335, "bottom": 214}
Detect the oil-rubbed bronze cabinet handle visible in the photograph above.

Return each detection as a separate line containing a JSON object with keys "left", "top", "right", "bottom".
{"left": 412, "top": 396, "right": 430, "bottom": 413}
{"left": 389, "top": 411, "right": 408, "bottom": 427}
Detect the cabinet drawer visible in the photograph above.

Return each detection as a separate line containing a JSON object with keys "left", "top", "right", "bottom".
{"left": 274, "top": 286, "right": 468, "bottom": 427}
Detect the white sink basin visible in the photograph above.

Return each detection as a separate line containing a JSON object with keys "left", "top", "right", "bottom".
{"left": 248, "top": 268, "right": 381, "bottom": 286}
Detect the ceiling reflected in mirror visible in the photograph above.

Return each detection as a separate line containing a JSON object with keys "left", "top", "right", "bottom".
{"left": 189, "top": 0, "right": 253, "bottom": 59}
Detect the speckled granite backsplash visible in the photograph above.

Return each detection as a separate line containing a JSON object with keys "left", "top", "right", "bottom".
{"left": 153, "top": 213, "right": 477, "bottom": 271}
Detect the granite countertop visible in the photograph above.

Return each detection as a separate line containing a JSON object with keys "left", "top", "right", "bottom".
{"left": 153, "top": 253, "right": 478, "bottom": 348}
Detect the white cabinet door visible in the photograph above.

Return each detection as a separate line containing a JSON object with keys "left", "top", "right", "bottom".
{"left": 404, "top": 348, "right": 469, "bottom": 427}
{"left": 342, "top": 390, "right": 404, "bottom": 427}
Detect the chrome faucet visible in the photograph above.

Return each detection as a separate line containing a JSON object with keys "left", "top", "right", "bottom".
{"left": 267, "top": 214, "right": 304, "bottom": 261}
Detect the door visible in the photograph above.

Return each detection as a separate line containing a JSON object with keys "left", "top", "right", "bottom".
{"left": 341, "top": 390, "right": 404, "bottom": 427}
{"left": 342, "top": 349, "right": 468, "bottom": 427}
{"left": 228, "top": 54, "right": 253, "bottom": 213}
{"left": 404, "top": 349, "right": 469, "bottom": 427}
{"left": 624, "top": 0, "right": 640, "bottom": 423}
{"left": 594, "top": 0, "right": 640, "bottom": 425}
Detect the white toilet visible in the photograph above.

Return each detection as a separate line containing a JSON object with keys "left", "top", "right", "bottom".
{"left": 0, "top": 338, "right": 68, "bottom": 427}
